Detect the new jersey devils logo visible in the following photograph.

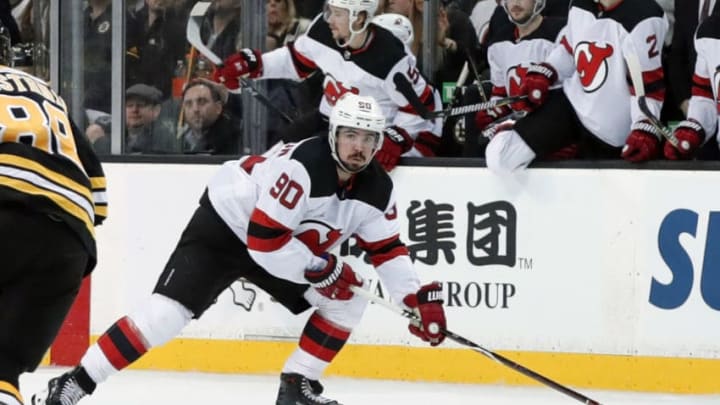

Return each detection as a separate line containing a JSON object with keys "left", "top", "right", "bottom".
{"left": 506, "top": 65, "right": 529, "bottom": 96}
{"left": 574, "top": 42, "right": 614, "bottom": 93}
{"left": 324, "top": 75, "right": 360, "bottom": 106}
{"left": 295, "top": 219, "right": 343, "bottom": 255}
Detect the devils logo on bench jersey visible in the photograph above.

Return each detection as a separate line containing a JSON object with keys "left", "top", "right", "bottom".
{"left": 507, "top": 65, "right": 529, "bottom": 96}
{"left": 575, "top": 42, "right": 614, "bottom": 92}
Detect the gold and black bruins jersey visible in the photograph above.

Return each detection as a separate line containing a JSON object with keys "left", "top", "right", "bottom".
{"left": 0, "top": 66, "right": 107, "bottom": 273}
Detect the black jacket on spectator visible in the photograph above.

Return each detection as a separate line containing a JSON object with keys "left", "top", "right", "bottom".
{"left": 182, "top": 113, "right": 242, "bottom": 155}
{"left": 84, "top": 5, "right": 112, "bottom": 113}
{"left": 435, "top": 3, "right": 480, "bottom": 85}
{"left": 126, "top": 6, "right": 186, "bottom": 99}
{"left": 0, "top": 0, "right": 21, "bottom": 44}
{"left": 200, "top": 9, "right": 241, "bottom": 61}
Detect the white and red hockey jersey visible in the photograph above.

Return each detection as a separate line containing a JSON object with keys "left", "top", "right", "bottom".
{"left": 687, "top": 13, "right": 720, "bottom": 144}
{"left": 206, "top": 137, "right": 420, "bottom": 303}
{"left": 544, "top": 0, "right": 668, "bottom": 147}
{"left": 259, "top": 15, "right": 440, "bottom": 157}
{"left": 487, "top": 17, "right": 567, "bottom": 98}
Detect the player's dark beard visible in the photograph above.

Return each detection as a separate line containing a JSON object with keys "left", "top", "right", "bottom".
{"left": 512, "top": 11, "right": 533, "bottom": 25}
{"left": 343, "top": 152, "right": 367, "bottom": 170}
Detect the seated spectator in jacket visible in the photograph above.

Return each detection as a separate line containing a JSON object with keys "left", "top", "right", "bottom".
{"left": 88, "top": 83, "right": 178, "bottom": 154}
{"left": 200, "top": 0, "right": 241, "bottom": 61}
{"left": 126, "top": 0, "right": 187, "bottom": 100}
{"left": 263, "top": 0, "right": 318, "bottom": 146}
{"left": 180, "top": 80, "right": 242, "bottom": 154}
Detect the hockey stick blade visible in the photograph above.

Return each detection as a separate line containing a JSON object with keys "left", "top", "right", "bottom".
{"left": 350, "top": 285, "right": 603, "bottom": 405}
{"left": 624, "top": 51, "right": 678, "bottom": 147}
{"left": 187, "top": 2, "right": 222, "bottom": 66}
{"left": 186, "top": 2, "right": 294, "bottom": 123}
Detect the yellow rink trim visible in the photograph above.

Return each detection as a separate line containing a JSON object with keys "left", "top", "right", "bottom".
{"left": 75, "top": 337, "right": 720, "bottom": 394}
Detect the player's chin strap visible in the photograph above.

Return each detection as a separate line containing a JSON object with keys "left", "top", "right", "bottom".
{"left": 350, "top": 285, "right": 604, "bottom": 405}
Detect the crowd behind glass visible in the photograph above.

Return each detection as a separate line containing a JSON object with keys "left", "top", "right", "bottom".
{"left": 7, "top": 0, "right": 718, "bottom": 160}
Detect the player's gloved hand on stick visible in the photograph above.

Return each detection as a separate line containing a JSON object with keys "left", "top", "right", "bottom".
{"left": 621, "top": 120, "right": 660, "bottom": 162}
{"left": 403, "top": 282, "right": 446, "bottom": 346}
{"left": 305, "top": 253, "right": 362, "bottom": 300}
{"left": 664, "top": 119, "right": 704, "bottom": 160}
{"left": 475, "top": 104, "right": 512, "bottom": 131}
{"left": 519, "top": 62, "right": 557, "bottom": 107}
{"left": 375, "top": 126, "right": 414, "bottom": 171}
{"left": 213, "top": 48, "right": 263, "bottom": 90}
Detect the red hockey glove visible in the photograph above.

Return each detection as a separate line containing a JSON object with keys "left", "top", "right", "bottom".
{"left": 621, "top": 120, "right": 661, "bottom": 163}
{"left": 403, "top": 282, "right": 446, "bottom": 346}
{"left": 213, "top": 48, "right": 263, "bottom": 90}
{"left": 664, "top": 119, "right": 704, "bottom": 160}
{"left": 519, "top": 62, "right": 557, "bottom": 107}
{"left": 475, "top": 104, "right": 512, "bottom": 131}
{"left": 305, "top": 254, "right": 362, "bottom": 300}
{"left": 375, "top": 126, "right": 414, "bottom": 172}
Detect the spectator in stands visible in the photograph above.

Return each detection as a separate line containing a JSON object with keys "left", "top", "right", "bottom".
{"left": 261, "top": 0, "right": 317, "bottom": 146}
{"left": 180, "top": 80, "right": 242, "bottom": 154}
{"left": 200, "top": 0, "right": 242, "bottom": 61}
{"left": 84, "top": 0, "right": 113, "bottom": 115}
{"left": 266, "top": 0, "right": 310, "bottom": 50}
{"left": 0, "top": 0, "right": 22, "bottom": 45}
{"left": 388, "top": 0, "right": 477, "bottom": 86}
{"left": 87, "top": 84, "right": 178, "bottom": 154}
{"left": 126, "top": 0, "right": 187, "bottom": 100}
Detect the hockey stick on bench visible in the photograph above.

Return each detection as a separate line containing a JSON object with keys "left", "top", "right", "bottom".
{"left": 624, "top": 51, "right": 678, "bottom": 147}
{"left": 186, "top": 1, "right": 294, "bottom": 124}
{"left": 350, "top": 285, "right": 603, "bottom": 405}
{"left": 393, "top": 72, "right": 526, "bottom": 120}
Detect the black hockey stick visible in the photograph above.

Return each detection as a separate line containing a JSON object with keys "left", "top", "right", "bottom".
{"left": 393, "top": 73, "right": 526, "bottom": 120}
{"left": 624, "top": 51, "right": 678, "bottom": 147}
{"left": 439, "top": 95, "right": 527, "bottom": 118}
{"left": 351, "top": 286, "right": 603, "bottom": 405}
{"left": 186, "top": 1, "right": 294, "bottom": 123}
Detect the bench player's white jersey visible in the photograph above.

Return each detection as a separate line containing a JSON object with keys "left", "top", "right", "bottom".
{"left": 545, "top": 0, "right": 668, "bottom": 146}
{"left": 260, "top": 15, "right": 441, "bottom": 157}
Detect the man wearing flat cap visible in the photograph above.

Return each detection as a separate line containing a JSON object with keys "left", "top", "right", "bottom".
{"left": 89, "top": 83, "right": 178, "bottom": 154}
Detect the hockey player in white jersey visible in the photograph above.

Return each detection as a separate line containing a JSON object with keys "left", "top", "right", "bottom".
{"left": 214, "top": 0, "right": 442, "bottom": 171}
{"left": 664, "top": 1, "right": 720, "bottom": 160}
{"left": 484, "top": 0, "right": 668, "bottom": 174}
{"left": 32, "top": 94, "right": 446, "bottom": 405}
{"left": 475, "top": 0, "right": 566, "bottom": 139}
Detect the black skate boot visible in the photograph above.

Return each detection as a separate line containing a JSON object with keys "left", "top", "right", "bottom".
{"left": 31, "top": 366, "right": 96, "bottom": 405}
{"left": 275, "top": 373, "right": 341, "bottom": 405}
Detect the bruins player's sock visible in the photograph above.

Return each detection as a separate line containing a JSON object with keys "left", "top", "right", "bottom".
{"left": 0, "top": 380, "right": 22, "bottom": 405}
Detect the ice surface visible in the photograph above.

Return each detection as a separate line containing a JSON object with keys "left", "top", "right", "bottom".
{"left": 20, "top": 368, "right": 720, "bottom": 404}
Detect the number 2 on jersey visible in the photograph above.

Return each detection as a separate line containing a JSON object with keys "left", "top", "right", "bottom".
{"left": 270, "top": 173, "right": 304, "bottom": 209}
